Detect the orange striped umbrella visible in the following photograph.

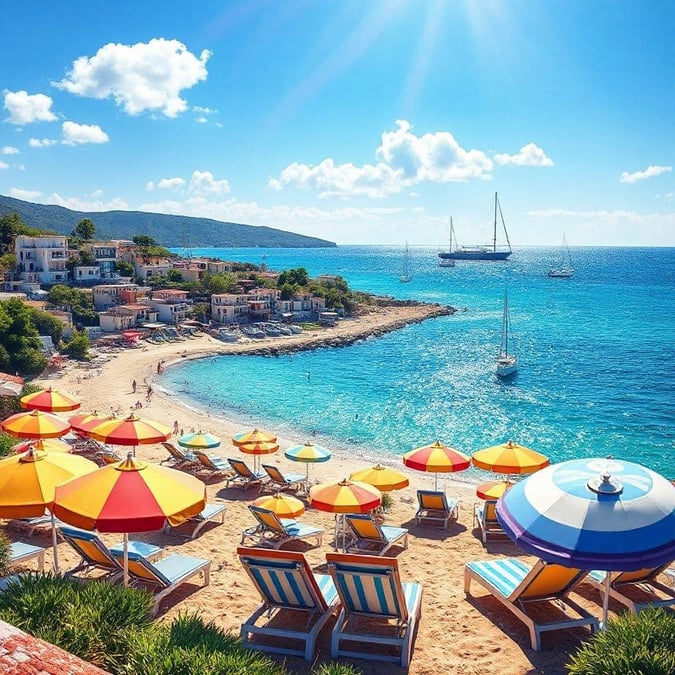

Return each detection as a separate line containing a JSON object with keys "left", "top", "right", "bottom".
{"left": 309, "top": 479, "right": 382, "bottom": 514}
{"left": 472, "top": 440, "right": 549, "bottom": 474}
{"left": 476, "top": 479, "right": 513, "bottom": 500}
{"left": 12, "top": 438, "right": 72, "bottom": 454}
{"left": 86, "top": 414, "right": 171, "bottom": 454}
{"left": 233, "top": 428, "right": 277, "bottom": 447}
{"left": 69, "top": 411, "right": 111, "bottom": 434}
{"left": 237, "top": 439, "right": 279, "bottom": 473}
{"left": 1, "top": 409, "right": 71, "bottom": 439}
{"left": 349, "top": 464, "right": 409, "bottom": 492}
{"left": 253, "top": 492, "right": 305, "bottom": 519}
{"left": 53, "top": 453, "right": 206, "bottom": 585}
{"left": 403, "top": 440, "right": 470, "bottom": 490}
{"left": 20, "top": 387, "right": 80, "bottom": 412}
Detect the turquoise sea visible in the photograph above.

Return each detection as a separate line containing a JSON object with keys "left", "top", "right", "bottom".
{"left": 161, "top": 246, "right": 675, "bottom": 479}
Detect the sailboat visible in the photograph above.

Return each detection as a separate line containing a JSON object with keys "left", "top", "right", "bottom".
{"left": 438, "top": 218, "right": 456, "bottom": 267}
{"left": 548, "top": 234, "right": 574, "bottom": 278}
{"left": 438, "top": 192, "right": 512, "bottom": 262}
{"left": 495, "top": 290, "right": 518, "bottom": 378}
{"left": 399, "top": 242, "right": 412, "bottom": 282}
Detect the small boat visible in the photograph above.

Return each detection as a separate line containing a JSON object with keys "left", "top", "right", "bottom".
{"left": 439, "top": 193, "right": 512, "bottom": 262}
{"left": 399, "top": 242, "right": 413, "bottom": 282}
{"left": 548, "top": 234, "right": 574, "bottom": 278}
{"left": 438, "top": 219, "right": 456, "bottom": 267}
{"left": 495, "top": 290, "right": 518, "bottom": 378}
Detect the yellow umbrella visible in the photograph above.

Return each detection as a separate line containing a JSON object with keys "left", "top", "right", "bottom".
{"left": 472, "top": 440, "right": 549, "bottom": 474}
{"left": 253, "top": 492, "right": 305, "bottom": 519}
{"left": 12, "top": 438, "right": 72, "bottom": 454}
{"left": 0, "top": 448, "right": 98, "bottom": 570}
{"left": 237, "top": 439, "right": 280, "bottom": 473}
{"left": 476, "top": 479, "right": 513, "bottom": 500}
{"left": 20, "top": 387, "right": 81, "bottom": 412}
{"left": 349, "top": 464, "right": 409, "bottom": 492}
{"left": 1, "top": 409, "right": 71, "bottom": 439}
{"left": 86, "top": 413, "right": 171, "bottom": 456}
{"left": 233, "top": 428, "right": 277, "bottom": 447}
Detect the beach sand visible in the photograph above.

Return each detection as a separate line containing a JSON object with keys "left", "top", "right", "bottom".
{"left": 22, "top": 304, "right": 619, "bottom": 675}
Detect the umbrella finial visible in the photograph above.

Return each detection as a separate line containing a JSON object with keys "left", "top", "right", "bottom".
{"left": 588, "top": 471, "right": 623, "bottom": 496}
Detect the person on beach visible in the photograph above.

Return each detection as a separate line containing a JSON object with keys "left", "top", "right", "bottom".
{"left": 173, "top": 420, "right": 179, "bottom": 435}
{"left": 132, "top": 379, "right": 137, "bottom": 393}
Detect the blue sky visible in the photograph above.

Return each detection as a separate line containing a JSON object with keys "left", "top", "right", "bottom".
{"left": 1, "top": 1, "right": 673, "bottom": 246}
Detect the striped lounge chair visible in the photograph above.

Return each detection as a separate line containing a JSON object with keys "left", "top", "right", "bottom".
{"left": 326, "top": 552, "right": 423, "bottom": 667}
{"left": 237, "top": 546, "right": 340, "bottom": 661}
{"left": 241, "top": 506, "right": 323, "bottom": 550}
{"left": 344, "top": 513, "right": 408, "bottom": 556}
{"left": 464, "top": 557, "right": 599, "bottom": 650}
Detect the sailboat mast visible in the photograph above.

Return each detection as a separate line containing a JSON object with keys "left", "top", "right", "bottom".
{"left": 493, "top": 193, "right": 498, "bottom": 253}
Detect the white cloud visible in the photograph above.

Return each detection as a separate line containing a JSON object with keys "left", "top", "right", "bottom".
{"left": 62, "top": 121, "right": 109, "bottom": 145}
{"left": 9, "top": 188, "right": 43, "bottom": 200}
{"left": 494, "top": 142, "right": 553, "bottom": 166}
{"left": 2, "top": 146, "right": 19, "bottom": 155}
{"left": 0, "top": 161, "right": 8, "bottom": 170}
{"left": 3, "top": 90, "right": 57, "bottom": 125}
{"left": 157, "top": 177, "right": 186, "bottom": 190}
{"left": 146, "top": 181, "right": 155, "bottom": 191}
{"left": 620, "top": 165, "right": 672, "bottom": 183}
{"left": 29, "top": 138, "right": 58, "bottom": 148}
{"left": 188, "top": 170, "right": 230, "bottom": 196}
{"left": 195, "top": 117, "right": 208, "bottom": 124}
{"left": 54, "top": 38, "right": 211, "bottom": 118}
{"left": 193, "top": 106, "right": 217, "bottom": 114}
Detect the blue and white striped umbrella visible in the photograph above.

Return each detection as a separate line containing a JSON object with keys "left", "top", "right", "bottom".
{"left": 497, "top": 457, "right": 675, "bottom": 572}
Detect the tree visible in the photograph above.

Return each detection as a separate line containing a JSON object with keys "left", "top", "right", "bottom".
{"left": 30, "top": 309, "right": 64, "bottom": 345}
{"left": 132, "top": 235, "right": 156, "bottom": 247}
{"left": 72, "top": 218, "right": 96, "bottom": 241}
{"left": 0, "top": 298, "right": 48, "bottom": 376}
{"left": 277, "top": 268, "right": 309, "bottom": 287}
{"left": 166, "top": 269, "right": 183, "bottom": 282}
{"left": 62, "top": 330, "right": 90, "bottom": 360}
{"left": 202, "top": 272, "right": 237, "bottom": 295}
{"left": 47, "top": 285, "right": 98, "bottom": 327}
{"left": 115, "top": 260, "right": 135, "bottom": 277}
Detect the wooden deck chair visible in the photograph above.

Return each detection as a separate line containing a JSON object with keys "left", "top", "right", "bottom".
{"left": 160, "top": 441, "right": 197, "bottom": 465}
{"left": 226, "top": 457, "right": 267, "bottom": 490}
{"left": 237, "top": 546, "right": 339, "bottom": 661}
{"left": 112, "top": 549, "right": 210, "bottom": 616}
{"left": 241, "top": 506, "right": 323, "bottom": 550}
{"left": 473, "top": 500, "right": 507, "bottom": 544}
{"left": 163, "top": 502, "right": 226, "bottom": 540}
{"left": 261, "top": 463, "right": 306, "bottom": 493}
{"left": 586, "top": 564, "right": 675, "bottom": 613}
{"left": 415, "top": 490, "right": 460, "bottom": 529}
{"left": 326, "top": 552, "right": 423, "bottom": 667}
{"left": 9, "top": 541, "right": 45, "bottom": 571}
{"left": 344, "top": 514, "right": 408, "bottom": 556}
{"left": 464, "top": 557, "right": 599, "bottom": 650}
{"left": 59, "top": 526, "right": 162, "bottom": 580}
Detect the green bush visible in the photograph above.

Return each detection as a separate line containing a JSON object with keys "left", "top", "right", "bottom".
{"left": 0, "top": 531, "right": 10, "bottom": 577}
{"left": 312, "top": 663, "right": 362, "bottom": 675}
{"left": 567, "top": 607, "right": 675, "bottom": 675}
{"left": 0, "top": 574, "right": 154, "bottom": 671}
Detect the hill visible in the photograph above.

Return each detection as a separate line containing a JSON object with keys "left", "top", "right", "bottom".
{"left": 0, "top": 195, "right": 336, "bottom": 248}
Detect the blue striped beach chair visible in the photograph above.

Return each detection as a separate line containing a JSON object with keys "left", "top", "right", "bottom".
{"left": 586, "top": 564, "right": 675, "bottom": 613}
{"left": 241, "top": 505, "right": 323, "bottom": 550}
{"left": 464, "top": 557, "right": 598, "bottom": 650}
{"left": 344, "top": 514, "right": 408, "bottom": 556}
{"left": 237, "top": 546, "right": 340, "bottom": 661}
{"left": 325, "top": 552, "right": 423, "bottom": 667}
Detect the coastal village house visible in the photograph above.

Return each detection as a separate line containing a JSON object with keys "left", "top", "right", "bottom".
{"left": 171, "top": 257, "right": 233, "bottom": 283}
{"left": 15, "top": 235, "right": 69, "bottom": 292}
{"left": 98, "top": 304, "right": 159, "bottom": 332}
{"left": 82, "top": 241, "right": 119, "bottom": 280}
{"left": 149, "top": 289, "right": 189, "bottom": 324}
{"left": 92, "top": 283, "right": 150, "bottom": 310}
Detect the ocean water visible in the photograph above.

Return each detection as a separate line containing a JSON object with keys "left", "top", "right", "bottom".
{"left": 161, "top": 246, "right": 675, "bottom": 478}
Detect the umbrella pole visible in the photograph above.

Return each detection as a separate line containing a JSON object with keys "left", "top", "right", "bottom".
{"left": 601, "top": 573, "right": 611, "bottom": 629}
{"left": 123, "top": 533, "right": 129, "bottom": 587}
{"left": 434, "top": 473, "right": 439, "bottom": 491}
{"left": 51, "top": 512, "right": 59, "bottom": 572}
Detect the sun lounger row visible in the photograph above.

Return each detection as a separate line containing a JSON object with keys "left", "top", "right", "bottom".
{"left": 238, "top": 547, "right": 423, "bottom": 666}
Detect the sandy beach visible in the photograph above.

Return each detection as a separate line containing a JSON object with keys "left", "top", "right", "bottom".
{"left": 25, "top": 303, "right": 620, "bottom": 675}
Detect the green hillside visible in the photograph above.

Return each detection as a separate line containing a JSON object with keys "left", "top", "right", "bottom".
{"left": 0, "top": 195, "right": 336, "bottom": 248}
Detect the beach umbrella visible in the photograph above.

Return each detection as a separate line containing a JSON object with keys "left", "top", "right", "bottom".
{"left": 1, "top": 409, "right": 71, "bottom": 439}
{"left": 86, "top": 413, "right": 171, "bottom": 456}
{"left": 309, "top": 479, "right": 382, "bottom": 551}
{"left": 403, "top": 440, "right": 470, "bottom": 490}
{"left": 12, "top": 438, "right": 72, "bottom": 454}
{"left": 0, "top": 372, "right": 24, "bottom": 397}
{"left": 69, "top": 411, "right": 111, "bottom": 435}
{"left": 253, "top": 492, "right": 305, "bottom": 519}
{"left": 178, "top": 430, "right": 221, "bottom": 450}
{"left": 20, "top": 387, "right": 80, "bottom": 412}
{"left": 349, "top": 464, "right": 409, "bottom": 492}
{"left": 0, "top": 448, "right": 97, "bottom": 570}
{"left": 496, "top": 457, "right": 675, "bottom": 626}
{"left": 472, "top": 440, "right": 549, "bottom": 474}
{"left": 476, "top": 479, "right": 513, "bottom": 500}
{"left": 284, "top": 442, "right": 332, "bottom": 483}
{"left": 233, "top": 428, "right": 277, "bottom": 447}
{"left": 53, "top": 453, "right": 206, "bottom": 586}
{"left": 237, "top": 439, "right": 280, "bottom": 473}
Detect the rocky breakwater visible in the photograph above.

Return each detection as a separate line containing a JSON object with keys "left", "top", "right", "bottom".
{"left": 216, "top": 301, "right": 455, "bottom": 357}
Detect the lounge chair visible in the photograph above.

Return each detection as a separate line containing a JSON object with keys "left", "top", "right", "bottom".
{"left": 473, "top": 500, "right": 507, "bottom": 544}
{"left": 59, "top": 525, "right": 162, "bottom": 580}
{"left": 11, "top": 514, "right": 54, "bottom": 536}
{"left": 163, "top": 502, "right": 226, "bottom": 540}
{"left": 112, "top": 549, "right": 211, "bottom": 616}
{"left": 464, "top": 557, "right": 599, "bottom": 650}
{"left": 160, "top": 441, "right": 197, "bottom": 465}
{"left": 586, "top": 564, "right": 675, "bottom": 613}
{"left": 194, "top": 451, "right": 230, "bottom": 477}
{"left": 241, "top": 506, "right": 323, "bottom": 550}
{"left": 344, "top": 514, "right": 408, "bottom": 556}
{"left": 9, "top": 542, "right": 45, "bottom": 571}
{"left": 226, "top": 457, "right": 267, "bottom": 490}
{"left": 261, "top": 463, "right": 306, "bottom": 493}
{"left": 237, "top": 546, "right": 339, "bottom": 661}
{"left": 326, "top": 552, "right": 423, "bottom": 667}
{"left": 415, "top": 490, "right": 460, "bottom": 529}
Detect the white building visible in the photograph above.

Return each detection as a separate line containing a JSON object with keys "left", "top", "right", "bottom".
{"left": 15, "top": 235, "right": 69, "bottom": 286}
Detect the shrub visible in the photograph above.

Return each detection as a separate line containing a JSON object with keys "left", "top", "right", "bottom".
{"left": 567, "top": 607, "right": 675, "bottom": 675}
{"left": 0, "top": 531, "right": 10, "bottom": 577}
{"left": 380, "top": 492, "right": 394, "bottom": 512}
{"left": 312, "top": 663, "right": 363, "bottom": 675}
